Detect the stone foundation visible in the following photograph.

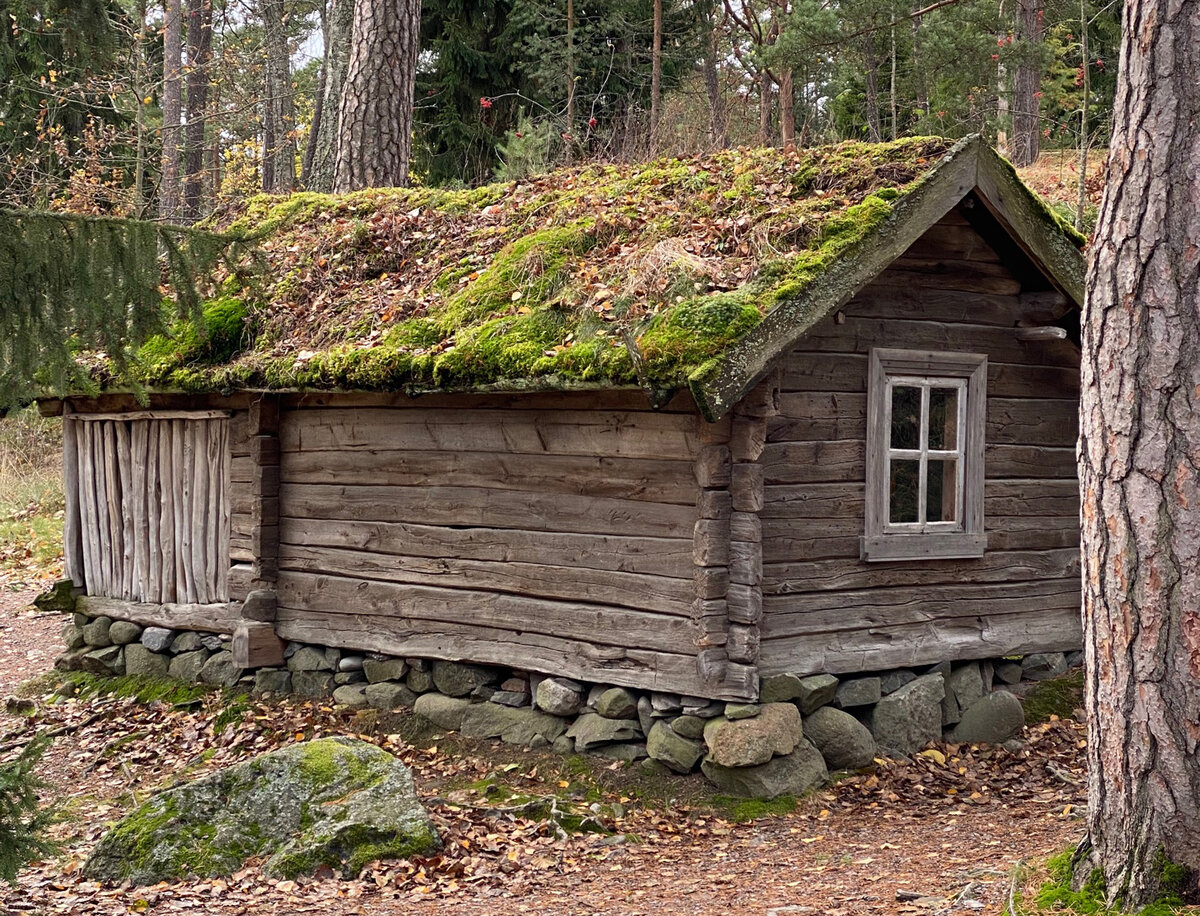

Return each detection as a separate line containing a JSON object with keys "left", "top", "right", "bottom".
{"left": 57, "top": 609, "right": 1082, "bottom": 799}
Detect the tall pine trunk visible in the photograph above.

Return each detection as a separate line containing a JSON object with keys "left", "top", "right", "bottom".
{"left": 649, "top": 0, "right": 662, "bottom": 152}
{"left": 1009, "top": 0, "right": 1043, "bottom": 166}
{"left": 702, "top": 5, "right": 728, "bottom": 149}
{"left": 333, "top": 0, "right": 422, "bottom": 191}
{"left": 159, "top": 0, "right": 183, "bottom": 221}
{"left": 304, "top": 0, "right": 353, "bottom": 192}
{"left": 261, "top": 0, "right": 296, "bottom": 192}
{"left": 1079, "top": 0, "right": 1200, "bottom": 907}
{"left": 182, "top": 0, "right": 212, "bottom": 222}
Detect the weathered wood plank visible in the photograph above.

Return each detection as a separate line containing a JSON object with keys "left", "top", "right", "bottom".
{"left": 779, "top": 353, "right": 1078, "bottom": 397}
{"left": 76, "top": 421, "right": 103, "bottom": 595}
{"left": 730, "top": 464, "right": 764, "bottom": 512}
{"left": 101, "top": 422, "right": 124, "bottom": 599}
{"left": 276, "top": 571, "right": 702, "bottom": 657}
{"left": 280, "top": 516, "right": 694, "bottom": 579}
{"left": 76, "top": 595, "right": 241, "bottom": 634}
{"left": 277, "top": 544, "right": 695, "bottom": 615}
{"left": 61, "top": 413, "right": 84, "bottom": 587}
{"left": 229, "top": 562, "right": 253, "bottom": 600}
{"left": 763, "top": 548, "right": 1080, "bottom": 594}
{"left": 279, "top": 483, "right": 698, "bottom": 539}
{"left": 281, "top": 449, "right": 699, "bottom": 505}
{"left": 726, "top": 624, "right": 760, "bottom": 664}
{"left": 145, "top": 422, "right": 162, "bottom": 603}
{"left": 157, "top": 421, "right": 178, "bottom": 603}
{"left": 217, "top": 419, "right": 232, "bottom": 600}
{"left": 987, "top": 398, "right": 1079, "bottom": 446}
{"left": 192, "top": 420, "right": 212, "bottom": 602}
{"left": 730, "top": 416, "right": 767, "bottom": 462}
{"left": 67, "top": 409, "right": 232, "bottom": 422}
{"left": 694, "top": 445, "right": 732, "bottom": 489}
{"left": 693, "top": 519, "right": 730, "bottom": 567}
{"left": 281, "top": 408, "right": 700, "bottom": 461}
{"left": 986, "top": 444, "right": 1078, "bottom": 479}
{"left": 280, "top": 388, "right": 698, "bottom": 413}
{"left": 232, "top": 621, "right": 285, "bottom": 668}
{"left": 762, "top": 440, "right": 865, "bottom": 485}
{"left": 898, "top": 223, "right": 1004, "bottom": 264}
{"left": 114, "top": 421, "right": 135, "bottom": 599}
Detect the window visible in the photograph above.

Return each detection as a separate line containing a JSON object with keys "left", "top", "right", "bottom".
{"left": 862, "top": 349, "right": 986, "bottom": 561}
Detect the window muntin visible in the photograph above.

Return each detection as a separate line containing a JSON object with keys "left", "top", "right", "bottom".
{"left": 884, "top": 376, "right": 967, "bottom": 532}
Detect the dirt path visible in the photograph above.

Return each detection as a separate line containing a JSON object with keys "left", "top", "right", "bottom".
{"left": 0, "top": 595, "right": 1086, "bottom": 916}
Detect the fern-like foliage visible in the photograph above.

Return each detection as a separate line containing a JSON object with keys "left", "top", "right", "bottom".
{"left": 0, "top": 208, "right": 240, "bottom": 408}
{"left": 0, "top": 735, "right": 57, "bottom": 884}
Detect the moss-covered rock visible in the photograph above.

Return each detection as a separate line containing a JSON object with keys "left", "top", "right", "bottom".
{"left": 83, "top": 737, "right": 438, "bottom": 885}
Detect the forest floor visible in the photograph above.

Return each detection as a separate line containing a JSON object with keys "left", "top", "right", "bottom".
{"left": 0, "top": 582, "right": 1092, "bottom": 916}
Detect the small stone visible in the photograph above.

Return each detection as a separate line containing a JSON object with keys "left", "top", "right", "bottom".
{"left": 637, "top": 695, "right": 655, "bottom": 737}
{"left": 1065, "top": 650, "right": 1084, "bottom": 669}
{"left": 646, "top": 722, "right": 704, "bottom": 773}
{"left": 880, "top": 670, "right": 917, "bottom": 695}
{"left": 54, "top": 647, "right": 91, "bottom": 671}
{"left": 414, "top": 693, "right": 471, "bottom": 731}
{"left": 168, "top": 649, "right": 210, "bottom": 682}
{"left": 551, "top": 735, "right": 575, "bottom": 755}
{"left": 81, "top": 645, "right": 124, "bottom": 676}
{"left": 469, "top": 685, "right": 496, "bottom": 703}
{"left": 171, "top": 632, "right": 205, "bottom": 654}
{"left": 500, "top": 677, "right": 528, "bottom": 693}
{"left": 363, "top": 657, "right": 408, "bottom": 684}
{"left": 535, "top": 678, "right": 584, "bottom": 716}
{"left": 460, "top": 704, "right": 567, "bottom": 747}
{"left": 82, "top": 616, "right": 113, "bottom": 648}
{"left": 640, "top": 758, "right": 672, "bottom": 776}
{"left": 866, "top": 673, "right": 944, "bottom": 755}
{"left": 255, "top": 669, "right": 292, "bottom": 695}
{"left": 832, "top": 677, "right": 882, "bottom": 709}
{"left": 994, "top": 661, "right": 1024, "bottom": 685}
{"left": 1001, "top": 738, "right": 1025, "bottom": 753}
{"left": 1022, "top": 652, "right": 1068, "bottom": 681}
{"left": 432, "top": 661, "right": 499, "bottom": 697}
{"left": 365, "top": 682, "right": 416, "bottom": 710}
{"left": 324, "top": 647, "right": 342, "bottom": 669}
{"left": 585, "top": 685, "right": 606, "bottom": 709}
{"left": 200, "top": 635, "right": 224, "bottom": 652}
{"left": 592, "top": 743, "right": 648, "bottom": 762}
{"left": 948, "top": 691, "right": 1025, "bottom": 744}
{"left": 980, "top": 660, "right": 995, "bottom": 692}
{"left": 338, "top": 656, "right": 365, "bottom": 673}
{"left": 406, "top": 668, "right": 434, "bottom": 693}
{"left": 941, "top": 663, "right": 985, "bottom": 726}
{"left": 73, "top": 611, "right": 89, "bottom": 628}
{"left": 701, "top": 741, "right": 828, "bottom": 799}
{"left": 489, "top": 690, "right": 529, "bottom": 708}
{"left": 759, "top": 674, "right": 803, "bottom": 703}
{"left": 334, "top": 671, "right": 367, "bottom": 686}
{"left": 703, "top": 703, "right": 804, "bottom": 768}
{"left": 200, "top": 651, "right": 242, "bottom": 688}
{"left": 724, "top": 703, "right": 761, "bottom": 720}
{"left": 651, "top": 692, "right": 683, "bottom": 714}
{"left": 291, "top": 670, "right": 336, "bottom": 698}
{"left": 804, "top": 707, "right": 876, "bottom": 770}
{"left": 682, "top": 700, "right": 726, "bottom": 718}
{"left": 528, "top": 734, "right": 550, "bottom": 750}
{"left": 283, "top": 641, "right": 301, "bottom": 659}
{"left": 124, "top": 645, "right": 170, "bottom": 678}
{"left": 33, "top": 579, "right": 76, "bottom": 613}
{"left": 670, "top": 715, "right": 706, "bottom": 739}
{"left": 288, "top": 646, "right": 333, "bottom": 673}
{"left": 140, "top": 627, "right": 175, "bottom": 653}
{"left": 405, "top": 658, "right": 429, "bottom": 672}
{"left": 108, "top": 621, "right": 143, "bottom": 645}
{"left": 926, "top": 660, "right": 952, "bottom": 676}
{"left": 795, "top": 674, "right": 839, "bottom": 714}
{"left": 332, "top": 685, "right": 370, "bottom": 709}
{"left": 595, "top": 688, "right": 639, "bottom": 720}
{"left": 567, "top": 714, "right": 643, "bottom": 752}
{"left": 62, "top": 625, "right": 86, "bottom": 651}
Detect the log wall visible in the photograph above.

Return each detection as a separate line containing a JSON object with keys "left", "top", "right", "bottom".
{"left": 758, "top": 207, "right": 1083, "bottom": 676}
{"left": 271, "top": 396, "right": 743, "bottom": 697}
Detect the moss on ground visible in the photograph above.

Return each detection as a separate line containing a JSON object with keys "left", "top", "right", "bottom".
{"left": 62, "top": 671, "right": 211, "bottom": 706}
{"left": 1031, "top": 849, "right": 1191, "bottom": 915}
{"left": 1021, "top": 669, "right": 1085, "bottom": 724}
{"left": 713, "top": 794, "right": 798, "bottom": 822}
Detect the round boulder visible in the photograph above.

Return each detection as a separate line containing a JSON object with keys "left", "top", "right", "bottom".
{"left": 803, "top": 706, "right": 876, "bottom": 770}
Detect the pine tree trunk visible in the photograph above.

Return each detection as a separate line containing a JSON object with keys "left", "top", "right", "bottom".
{"left": 1079, "top": 0, "right": 1200, "bottom": 907}
{"left": 758, "top": 69, "right": 773, "bottom": 144}
{"left": 133, "top": 0, "right": 149, "bottom": 215}
{"left": 333, "top": 0, "right": 421, "bottom": 191}
{"left": 305, "top": 0, "right": 352, "bottom": 191}
{"left": 649, "top": 0, "right": 662, "bottom": 153}
{"left": 778, "top": 67, "right": 794, "bottom": 145}
{"left": 702, "top": 8, "right": 728, "bottom": 149}
{"left": 182, "top": 0, "right": 212, "bottom": 222}
{"left": 1009, "top": 0, "right": 1043, "bottom": 166}
{"left": 261, "top": 0, "right": 296, "bottom": 192}
{"left": 862, "top": 37, "right": 882, "bottom": 142}
{"left": 159, "top": 0, "right": 183, "bottom": 221}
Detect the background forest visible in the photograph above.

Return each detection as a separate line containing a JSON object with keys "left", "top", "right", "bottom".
{"left": 0, "top": 0, "right": 1119, "bottom": 225}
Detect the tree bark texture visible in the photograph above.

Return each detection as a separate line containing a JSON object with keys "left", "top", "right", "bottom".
{"left": 261, "top": 0, "right": 296, "bottom": 192}
{"left": 182, "top": 0, "right": 212, "bottom": 221}
{"left": 702, "top": 6, "right": 728, "bottom": 149}
{"left": 159, "top": 0, "right": 183, "bottom": 221}
{"left": 1009, "top": 0, "right": 1043, "bottom": 167}
{"left": 1079, "top": 0, "right": 1200, "bottom": 907}
{"left": 333, "top": 0, "right": 422, "bottom": 191}
{"left": 650, "top": 0, "right": 662, "bottom": 152}
{"left": 305, "top": 0, "right": 353, "bottom": 192}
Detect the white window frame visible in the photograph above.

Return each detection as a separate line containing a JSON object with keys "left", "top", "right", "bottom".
{"left": 862, "top": 348, "right": 987, "bottom": 562}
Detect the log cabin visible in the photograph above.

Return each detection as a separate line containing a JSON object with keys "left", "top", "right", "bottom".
{"left": 40, "top": 136, "right": 1087, "bottom": 702}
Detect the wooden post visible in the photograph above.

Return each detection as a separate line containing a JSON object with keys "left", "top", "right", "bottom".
{"left": 249, "top": 397, "right": 281, "bottom": 590}
{"left": 60, "top": 406, "right": 86, "bottom": 590}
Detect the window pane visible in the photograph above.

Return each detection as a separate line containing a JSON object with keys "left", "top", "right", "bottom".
{"left": 889, "top": 459, "right": 920, "bottom": 523}
{"left": 926, "top": 458, "right": 958, "bottom": 523}
{"left": 890, "top": 385, "right": 921, "bottom": 449}
{"left": 928, "top": 387, "right": 959, "bottom": 450}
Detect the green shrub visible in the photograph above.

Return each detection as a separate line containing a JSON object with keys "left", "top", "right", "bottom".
{"left": 0, "top": 736, "right": 57, "bottom": 883}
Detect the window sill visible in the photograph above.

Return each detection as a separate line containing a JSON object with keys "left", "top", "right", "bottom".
{"left": 859, "top": 533, "right": 987, "bottom": 562}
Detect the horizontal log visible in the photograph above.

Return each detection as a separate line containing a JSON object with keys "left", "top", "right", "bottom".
{"left": 279, "top": 388, "right": 698, "bottom": 413}
{"left": 730, "top": 464, "right": 764, "bottom": 512}
{"left": 763, "top": 548, "right": 1080, "bottom": 594}
{"left": 693, "top": 519, "right": 731, "bottom": 567}
{"left": 281, "top": 448, "right": 698, "bottom": 505}
{"left": 695, "top": 566, "right": 729, "bottom": 600}
{"left": 278, "top": 544, "right": 695, "bottom": 616}
{"left": 877, "top": 261, "right": 1022, "bottom": 295}
{"left": 987, "top": 398, "right": 1079, "bottom": 447}
{"left": 231, "top": 455, "right": 253, "bottom": 484}
{"left": 229, "top": 562, "right": 253, "bottom": 600}
{"left": 232, "top": 621, "right": 285, "bottom": 668}
{"left": 897, "top": 224, "right": 1004, "bottom": 264}
{"left": 762, "top": 440, "right": 864, "bottom": 485}
{"left": 64, "top": 409, "right": 232, "bottom": 422}
{"left": 698, "top": 490, "right": 732, "bottom": 521}
{"left": 730, "top": 541, "right": 762, "bottom": 587}
{"left": 779, "top": 353, "right": 1078, "bottom": 397}
{"left": 726, "top": 624, "right": 760, "bottom": 664}
{"left": 695, "top": 445, "right": 732, "bottom": 489}
{"left": 986, "top": 444, "right": 1077, "bottom": 479}
{"left": 276, "top": 571, "right": 701, "bottom": 656}
{"left": 281, "top": 408, "right": 699, "bottom": 461}
{"left": 727, "top": 583, "right": 763, "bottom": 625}
{"left": 279, "top": 483, "right": 698, "bottom": 539}
{"left": 730, "top": 416, "right": 767, "bottom": 462}
{"left": 280, "top": 517, "right": 694, "bottom": 579}
{"left": 762, "top": 577, "right": 1080, "bottom": 639}
{"left": 730, "top": 512, "right": 762, "bottom": 544}
{"left": 797, "top": 316, "right": 1037, "bottom": 362}
{"left": 77, "top": 595, "right": 240, "bottom": 634}
{"left": 758, "top": 605, "right": 1082, "bottom": 677}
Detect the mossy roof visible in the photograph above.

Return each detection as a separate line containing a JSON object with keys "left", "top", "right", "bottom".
{"left": 139, "top": 135, "right": 1086, "bottom": 418}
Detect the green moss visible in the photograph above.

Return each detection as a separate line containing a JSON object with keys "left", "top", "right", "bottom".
{"left": 1021, "top": 669, "right": 1085, "bottom": 724}
{"left": 292, "top": 738, "right": 387, "bottom": 789}
{"left": 64, "top": 671, "right": 209, "bottom": 706}
{"left": 713, "top": 794, "right": 797, "bottom": 822}
{"left": 1033, "top": 849, "right": 1190, "bottom": 915}
{"left": 137, "top": 296, "right": 251, "bottom": 381}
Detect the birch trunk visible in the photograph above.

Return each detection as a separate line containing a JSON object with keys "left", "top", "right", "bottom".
{"left": 1079, "top": 0, "right": 1200, "bottom": 906}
